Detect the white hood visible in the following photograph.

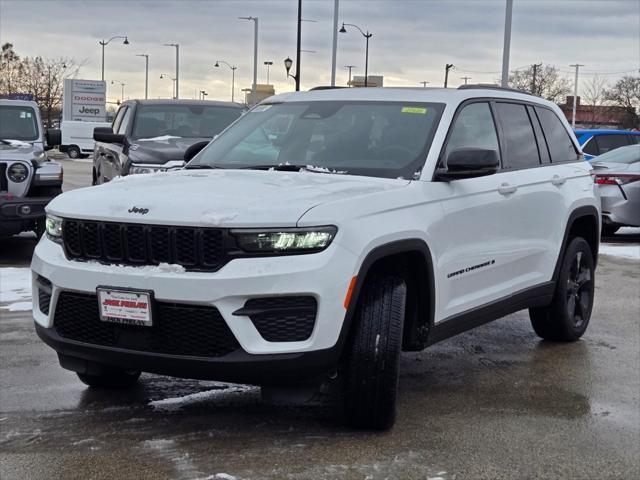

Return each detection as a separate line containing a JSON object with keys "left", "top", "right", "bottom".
{"left": 47, "top": 169, "right": 410, "bottom": 227}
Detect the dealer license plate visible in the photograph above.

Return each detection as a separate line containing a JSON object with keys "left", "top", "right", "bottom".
{"left": 97, "top": 288, "right": 153, "bottom": 327}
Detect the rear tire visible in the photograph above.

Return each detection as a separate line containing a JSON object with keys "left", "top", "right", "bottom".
{"left": 77, "top": 370, "right": 141, "bottom": 388}
{"left": 342, "top": 275, "right": 406, "bottom": 430}
{"left": 601, "top": 224, "right": 620, "bottom": 236}
{"left": 529, "top": 237, "right": 595, "bottom": 342}
{"left": 67, "top": 145, "right": 80, "bottom": 159}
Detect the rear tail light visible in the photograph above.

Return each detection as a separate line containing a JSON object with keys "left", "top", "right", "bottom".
{"left": 594, "top": 174, "right": 640, "bottom": 185}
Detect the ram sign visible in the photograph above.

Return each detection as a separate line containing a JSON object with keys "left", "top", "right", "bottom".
{"left": 62, "top": 79, "right": 107, "bottom": 121}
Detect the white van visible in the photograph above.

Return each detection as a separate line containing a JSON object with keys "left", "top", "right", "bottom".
{"left": 60, "top": 120, "right": 110, "bottom": 159}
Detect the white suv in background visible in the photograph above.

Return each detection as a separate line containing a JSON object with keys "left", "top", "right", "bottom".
{"left": 32, "top": 86, "right": 600, "bottom": 430}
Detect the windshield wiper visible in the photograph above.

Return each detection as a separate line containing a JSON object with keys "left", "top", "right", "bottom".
{"left": 184, "top": 164, "right": 221, "bottom": 170}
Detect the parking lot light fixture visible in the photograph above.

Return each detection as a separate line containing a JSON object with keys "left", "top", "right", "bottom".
{"left": 214, "top": 60, "right": 237, "bottom": 102}
{"left": 111, "top": 80, "right": 126, "bottom": 103}
{"left": 160, "top": 73, "right": 177, "bottom": 99}
{"left": 163, "top": 43, "right": 180, "bottom": 99}
{"left": 135, "top": 54, "right": 149, "bottom": 99}
{"left": 99, "top": 35, "right": 129, "bottom": 82}
{"left": 340, "top": 23, "right": 372, "bottom": 87}
{"left": 239, "top": 16, "right": 259, "bottom": 104}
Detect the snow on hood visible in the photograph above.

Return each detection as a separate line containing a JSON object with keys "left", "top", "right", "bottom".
{"left": 46, "top": 169, "right": 410, "bottom": 227}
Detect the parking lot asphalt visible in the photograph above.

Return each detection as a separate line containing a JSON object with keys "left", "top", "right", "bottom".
{"left": 1, "top": 158, "right": 639, "bottom": 480}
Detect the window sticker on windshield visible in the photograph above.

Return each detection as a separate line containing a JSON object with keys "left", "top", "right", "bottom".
{"left": 20, "top": 112, "right": 33, "bottom": 118}
{"left": 401, "top": 107, "right": 427, "bottom": 114}
{"left": 252, "top": 105, "right": 272, "bottom": 113}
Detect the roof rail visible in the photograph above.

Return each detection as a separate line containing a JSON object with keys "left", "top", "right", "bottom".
{"left": 308, "top": 86, "right": 349, "bottom": 91}
{"left": 457, "top": 84, "right": 535, "bottom": 96}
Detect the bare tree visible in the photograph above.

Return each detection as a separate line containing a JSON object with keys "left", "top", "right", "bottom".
{"left": 508, "top": 64, "right": 571, "bottom": 103}
{"left": 581, "top": 75, "right": 611, "bottom": 128}
{"left": 0, "top": 43, "right": 23, "bottom": 95}
{"left": 606, "top": 76, "right": 640, "bottom": 129}
{"left": 0, "top": 44, "right": 85, "bottom": 126}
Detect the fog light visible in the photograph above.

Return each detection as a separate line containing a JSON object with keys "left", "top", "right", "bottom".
{"left": 20, "top": 205, "right": 32, "bottom": 215}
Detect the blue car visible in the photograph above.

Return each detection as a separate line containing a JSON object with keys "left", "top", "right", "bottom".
{"left": 574, "top": 129, "right": 640, "bottom": 160}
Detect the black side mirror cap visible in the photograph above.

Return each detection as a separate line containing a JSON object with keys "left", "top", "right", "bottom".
{"left": 184, "top": 140, "right": 210, "bottom": 162}
{"left": 435, "top": 148, "right": 499, "bottom": 181}
{"left": 45, "top": 128, "right": 61, "bottom": 148}
{"left": 94, "top": 127, "right": 126, "bottom": 145}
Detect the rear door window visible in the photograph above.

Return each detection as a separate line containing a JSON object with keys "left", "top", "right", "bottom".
{"left": 582, "top": 137, "right": 599, "bottom": 156}
{"left": 595, "top": 134, "right": 632, "bottom": 154}
{"left": 494, "top": 102, "right": 540, "bottom": 169}
{"left": 535, "top": 107, "right": 579, "bottom": 163}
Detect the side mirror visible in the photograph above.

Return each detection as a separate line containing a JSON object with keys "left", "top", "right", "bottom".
{"left": 184, "top": 140, "right": 209, "bottom": 162}
{"left": 94, "top": 127, "right": 126, "bottom": 145}
{"left": 45, "top": 129, "right": 61, "bottom": 149}
{"left": 435, "top": 148, "right": 499, "bottom": 181}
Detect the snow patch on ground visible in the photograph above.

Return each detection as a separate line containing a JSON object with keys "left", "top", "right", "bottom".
{"left": 196, "top": 474, "right": 238, "bottom": 480}
{"left": 149, "top": 383, "right": 256, "bottom": 411}
{"left": 0, "top": 268, "right": 32, "bottom": 311}
{"left": 599, "top": 244, "right": 640, "bottom": 260}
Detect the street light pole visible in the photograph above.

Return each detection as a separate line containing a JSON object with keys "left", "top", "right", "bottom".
{"left": 99, "top": 35, "right": 129, "bottom": 82}
{"left": 444, "top": 63, "right": 454, "bottom": 88}
{"left": 215, "top": 61, "right": 237, "bottom": 102}
{"left": 331, "top": 0, "right": 339, "bottom": 86}
{"left": 344, "top": 65, "right": 356, "bottom": 86}
{"left": 570, "top": 63, "right": 585, "bottom": 128}
{"left": 160, "top": 73, "right": 176, "bottom": 99}
{"left": 239, "top": 16, "right": 259, "bottom": 103}
{"left": 340, "top": 23, "right": 372, "bottom": 87}
{"left": 501, "top": 0, "right": 513, "bottom": 87}
{"left": 111, "top": 80, "right": 125, "bottom": 103}
{"left": 163, "top": 43, "right": 179, "bottom": 99}
{"left": 136, "top": 54, "right": 149, "bottom": 99}
{"left": 460, "top": 76, "right": 471, "bottom": 85}
{"left": 420, "top": 81, "right": 429, "bottom": 87}
{"left": 264, "top": 61, "right": 273, "bottom": 84}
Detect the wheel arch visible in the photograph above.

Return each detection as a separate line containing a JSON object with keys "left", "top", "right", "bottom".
{"left": 339, "top": 239, "right": 436, "bottom": 359}
{"left": 554, "top": 205, "right": 600, "bottom": 282}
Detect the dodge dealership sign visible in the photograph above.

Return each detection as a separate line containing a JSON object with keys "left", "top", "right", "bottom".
{"left": 62, "top": 79, "right": 107, "bottom": 121}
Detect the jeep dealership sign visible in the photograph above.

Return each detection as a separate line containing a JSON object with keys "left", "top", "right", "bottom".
{"left": 63, "top": 79, "right": 107, "bottom": 121}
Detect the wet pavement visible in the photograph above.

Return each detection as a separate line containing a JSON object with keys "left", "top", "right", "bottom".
{"left": 1, "top": 161, "right": 639, "bottom": 479}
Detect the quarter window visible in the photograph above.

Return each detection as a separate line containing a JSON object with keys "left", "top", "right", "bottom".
{"left": 495, "top": 102, "right": 540, "bottom": 169}
{"left": 444, "top": 102, "right": 500, "bottom": 165}
{"left": 582, "top": 138, "right": 599, "bottom": 156}
{"left": 535, "top": 107, "right": 579, "bottom": 163}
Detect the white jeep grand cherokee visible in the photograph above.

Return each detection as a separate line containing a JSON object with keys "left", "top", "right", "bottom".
{"left": 32, "top": 86, "right": 599, "bottom": 429}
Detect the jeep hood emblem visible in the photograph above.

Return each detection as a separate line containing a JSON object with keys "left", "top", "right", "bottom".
{"left": 128, "top": 206, "right": 149, "bottom": 215}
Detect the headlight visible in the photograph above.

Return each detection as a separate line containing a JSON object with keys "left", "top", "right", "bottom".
{"left": 129, "top": 165, "right": 167, "bottom": 175}
{"left": 232, "top": 226, "right": 337, "bottom": 253}
{"left": 45, "top": 214, "right": 63, "bottom": 243}
{"left": 8, "top": 162, "right": 28, "bottom": 182}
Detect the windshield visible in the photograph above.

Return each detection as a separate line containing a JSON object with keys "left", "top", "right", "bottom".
{"left": 131, "top": 104, "right": 243, "bottom": 139}
{"left": 0, "top": 105, "right": 39, "bottom": 141}
{"left": 593, "top": 145, "right": 640, "bottom": 165}
{"left": 188, "top": 101, "right": 444, "bottom": 179}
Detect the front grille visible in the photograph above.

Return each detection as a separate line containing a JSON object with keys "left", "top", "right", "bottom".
{"left": 54, "top": 291, "right": 240, "bottom": 358}
{"left": 240, "top": 296, "right": 317, "bottom": 342}
{"left": 62, "top": 219, "right": 226, "bottom": 271}
{"left": 0, "top": 163, "right": 7, "bottom": 192}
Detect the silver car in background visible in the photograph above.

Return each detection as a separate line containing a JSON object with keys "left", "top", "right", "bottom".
{"left": 591, "top": 145, "right": 640, "bottom": 236}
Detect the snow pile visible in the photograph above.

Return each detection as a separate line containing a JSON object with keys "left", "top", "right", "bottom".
{"left": 137, "top": 135, "right": 181, "bottom": 142}
{"left": 149, "top": 383, "right": 256, "bottom": 411}
{"left": 2, "top": 139, "right": 32, "bottom": 148}
{"left": 0, "top": 268, "right": 32, "bottom": 312}
{"left": 200, "top": 211, "right": 238, "bottom": 226}
{"left": 304, "top": 165, "right": 347, "bottom": 174}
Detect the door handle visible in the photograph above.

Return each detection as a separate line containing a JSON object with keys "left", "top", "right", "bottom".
{"left": 498, "top": 183, "right": 517, "bottom": 195}
{"left": 551, "top": 175, "right": 566, "bottom": 186}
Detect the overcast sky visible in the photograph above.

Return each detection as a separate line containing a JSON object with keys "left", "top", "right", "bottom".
{"left": 1, "top": 0, "right": 638, "bottom": 103}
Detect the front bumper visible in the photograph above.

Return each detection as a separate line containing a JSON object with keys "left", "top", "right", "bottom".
{"left": 0, "top": 195, "right": 53, "bottom": 235}
{"left": 31, "top": 236, "right": 357, "bottom": 382}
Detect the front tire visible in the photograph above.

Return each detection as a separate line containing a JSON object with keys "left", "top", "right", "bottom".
{"left": 342, "top": 275, "right": 406, "bottom": 430}
{"left": 77, "top": 370, "right": 141, "bottom": 388}
{"left": 529, "top": 237, "right": 595, "bottom": 342}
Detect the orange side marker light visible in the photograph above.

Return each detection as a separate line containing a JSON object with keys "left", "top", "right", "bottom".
{"left": 344, "top": 276, "right": 357, "bottom": 310}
